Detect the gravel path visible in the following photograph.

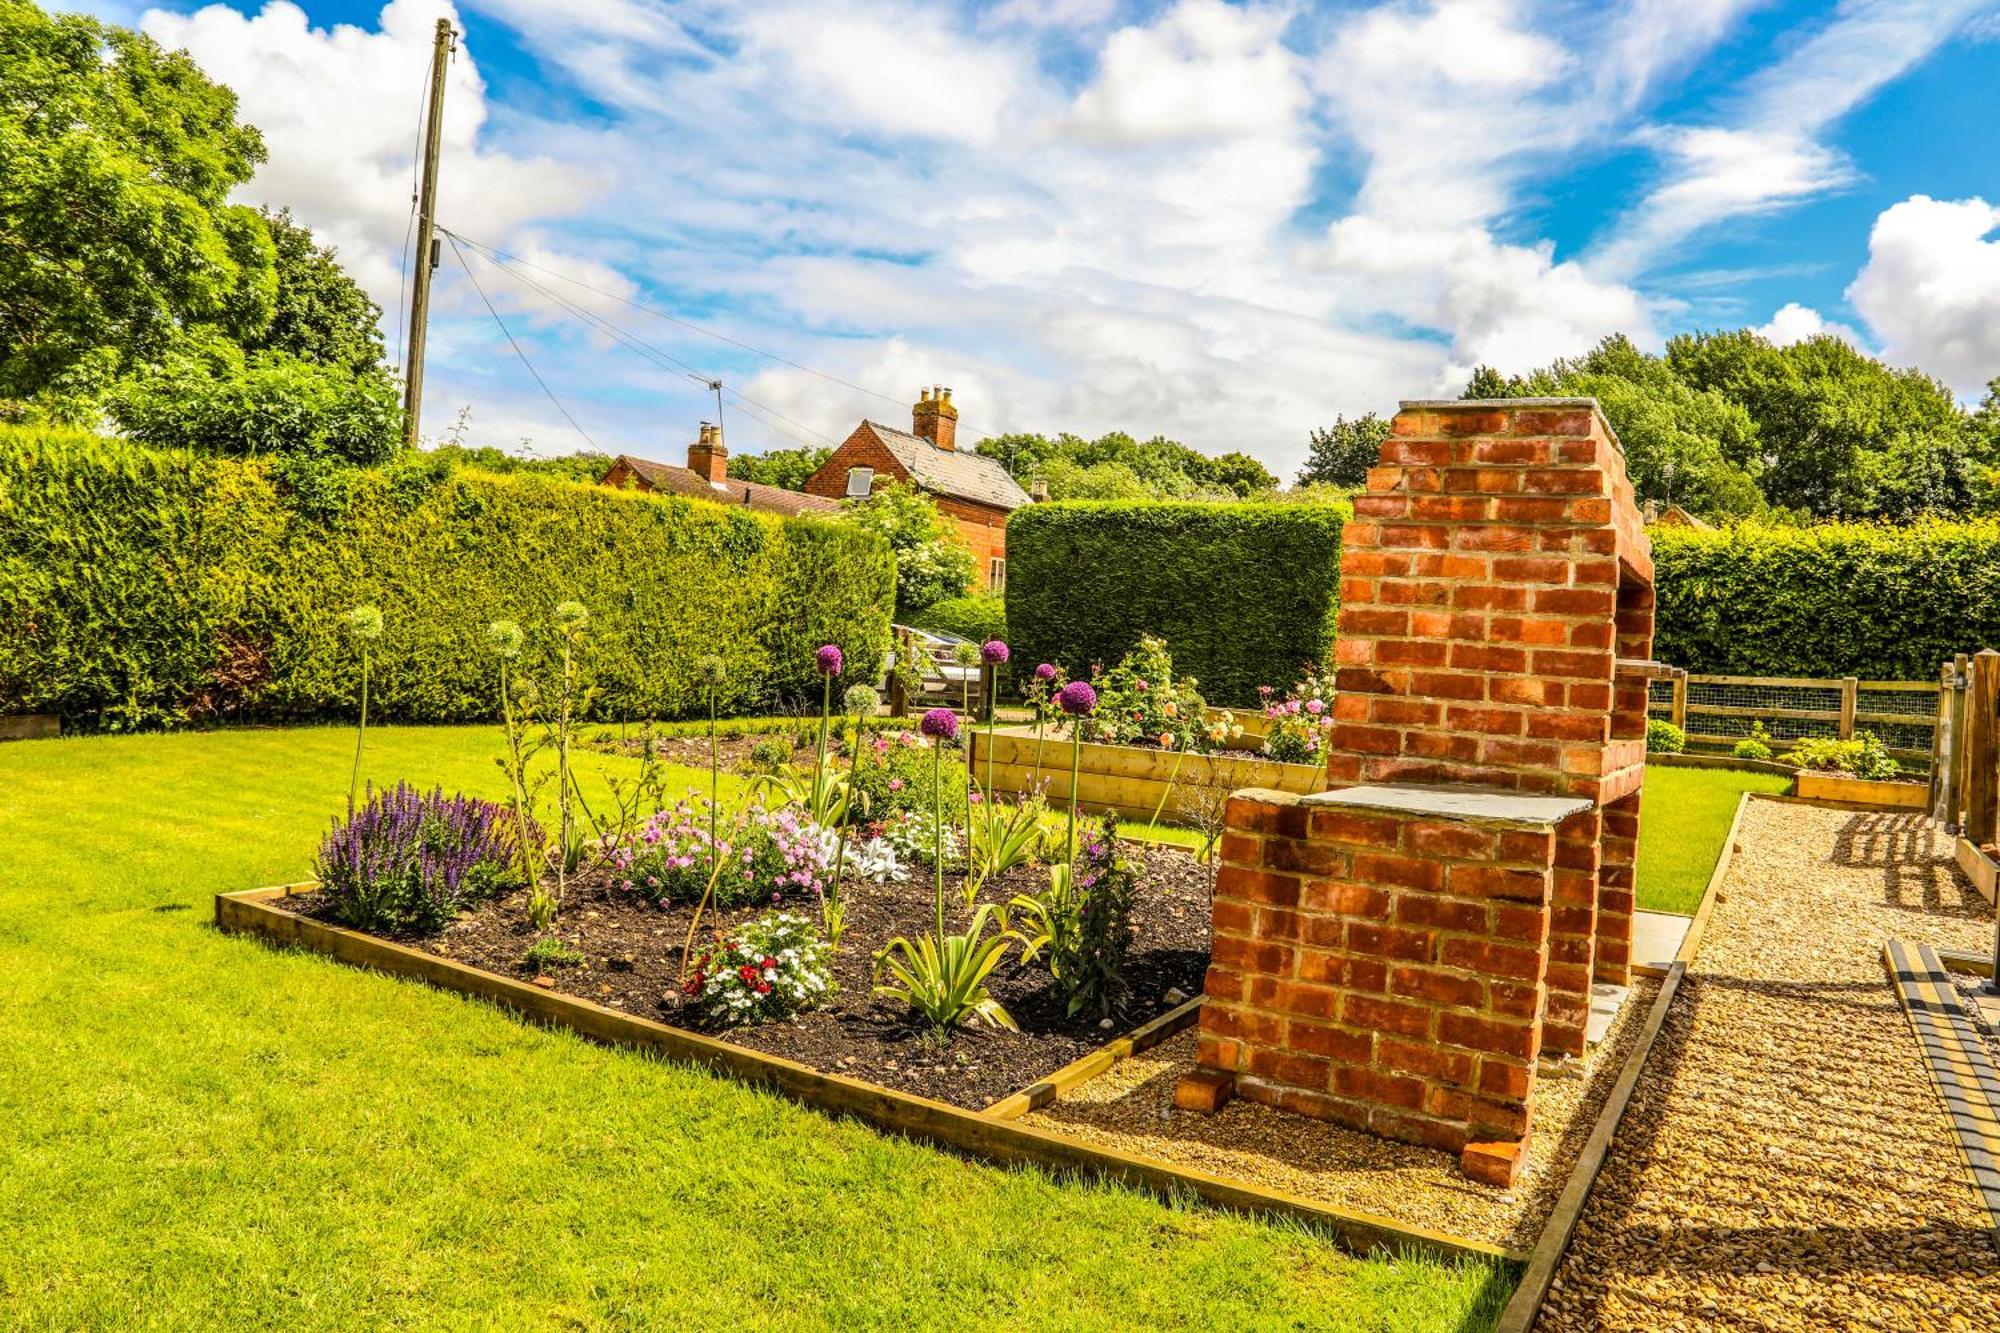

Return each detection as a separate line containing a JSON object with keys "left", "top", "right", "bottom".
{"left": 1541, "top": 800, "right": 2000, "bottom": 1331}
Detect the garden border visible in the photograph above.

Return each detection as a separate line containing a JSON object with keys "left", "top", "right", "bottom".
{"left": 213, "top": 884, "right": 1522, "bottom": 1267}
{"left": 981, "top": 996, "right": 1202, "bottom": 1120}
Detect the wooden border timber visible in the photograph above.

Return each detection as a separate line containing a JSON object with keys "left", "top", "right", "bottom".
{"left": 1490, "top": 960, "right": 1689, "bottom": 1333}
{"left": 214, "top": 886, "right": 1521, "bottom": 1267}
{"left": 982, "top": 996, "right": 1202, "bottom": 1120}
{"left": 1793, "top": 772, "right": 1931, "bottom": 810}
{"left": 1954, "top": 838, "right": 2000, "bottom": 909}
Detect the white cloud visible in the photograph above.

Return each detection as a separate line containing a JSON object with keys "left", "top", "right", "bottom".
{"left": 1847, "top": 195, "right": 2000, "bottom": 397}
{"left": 1593, "top": 0, "right": 1992, "bottom": 278}
{"left": 1066, "top": 1, "right": 1305, "bottom": 146}
{"left": 1752, "top": 301, "right": 1865, "bottom": 349}
{"left": 138, "top": 0, "right": 602, "bottom": 353}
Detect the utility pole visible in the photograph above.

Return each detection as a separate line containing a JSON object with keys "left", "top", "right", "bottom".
{"left": 402, "top": 17, "right": 455, "bottom": 449}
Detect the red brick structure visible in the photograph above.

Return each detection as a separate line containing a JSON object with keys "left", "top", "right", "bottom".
{"left": 600, "top": 425, "right": 840, "bottom": 518}
{"left": 803, "top": 388, "right": 1031, "bottom": 592}
{"left": 1177, "top": 398, "right": 1656, "bottom": 1186}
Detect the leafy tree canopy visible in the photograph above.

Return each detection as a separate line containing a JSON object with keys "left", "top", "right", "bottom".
{"left": 1464, "top": 331, "right": 1990, "bottom": 521}
{"left": 976, "top": 430, "right": 1276, "bottom": 501}
{"left": 728, "top": 444, "right": 831, "bottom": 491}
{"left": 837, "top": 481, "right": 976, "bottom": 614}
{"left": 1, "top": 1, "right": 399, "bottom": 462}
{"left": 1296, "top": 413, "right": 1390, "bottom": 488}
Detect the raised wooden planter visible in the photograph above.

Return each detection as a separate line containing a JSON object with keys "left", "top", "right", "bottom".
{"left": 216, "top": 884, "right": 1514, "bottom": 1266}
{"left": 970, "top": 725, "right": 1323, "bottom": 821}
{"left": 0, "top": 713, "right": 59, "bottom": 742}
{"left": 1793, "top": 771, "right": 1930, "bottom": 810}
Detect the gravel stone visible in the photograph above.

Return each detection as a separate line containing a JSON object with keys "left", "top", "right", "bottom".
{"left": 1541, "top": 801, "right": 2000, "bottom": 1331}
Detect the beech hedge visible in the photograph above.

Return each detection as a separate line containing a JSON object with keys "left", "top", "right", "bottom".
{"left": 1651, "top": 520, "right": 2000, "bottom": 680}
{"left": 0, "top": 429, "right": 895, "bottom": 730}
{"left": 1006, "top": 501, "right": 1347, "bottom": 704}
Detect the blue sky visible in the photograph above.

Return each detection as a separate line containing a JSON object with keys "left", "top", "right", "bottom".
{"left": 76, "top": 0, "right": 2000, "bottom": 476}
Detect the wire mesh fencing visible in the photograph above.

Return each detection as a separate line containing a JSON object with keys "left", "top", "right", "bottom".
{"left": 1648, "top": 673, "right": 1938, "bottom": 768}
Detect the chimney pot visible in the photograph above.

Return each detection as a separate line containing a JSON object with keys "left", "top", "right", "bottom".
{"left": 689, "top": 421, "right": 727, "bottom": 482}
{"left": 912, "top": 383, "right": 960, "bottom": 452}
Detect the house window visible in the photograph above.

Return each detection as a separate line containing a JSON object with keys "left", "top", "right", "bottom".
{"left": 844, "top": 466, "right": 874, "bottom": 498}
{"left": 988, "top": 556, "right": 1006, "bottom": 592}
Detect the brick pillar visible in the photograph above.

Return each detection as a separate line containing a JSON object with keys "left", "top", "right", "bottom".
{"left": 1544, "top": 808, "right": 1601, "bottom": 1056}
{"left": 1595, "top": 791, "right": 1641, "bottom": 984}
{"left": 1189, "top": 787, "right": 1582, "bottom": 1183}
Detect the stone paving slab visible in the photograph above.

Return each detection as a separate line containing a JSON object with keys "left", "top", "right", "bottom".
{"left": 1539, "top": 802, "right": 2000, "bottom": 1331}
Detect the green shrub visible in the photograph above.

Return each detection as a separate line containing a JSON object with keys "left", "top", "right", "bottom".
{"left": 1652, "top": 520, "right": 2000, "bottom": 679}
{"left": 522, "top": 937, "right": 584, "bottom": 971}
{"left": 0, "top": 428, "right": 895, "bottom": 728}
{"left": 909, "top": 595, "right": 1005, "bottom": 646}
{"left": 1784, "top": 732, "right": 1900, "bottom": 781}
{"left": 1645, "top": 718, "right": 1686, "bottom": 754}
{"left": 1007, "top": 500, "right": 1347, "bottom": 705}
{"left": 1731, "top": 722, "right": 1774, "bottom": 762}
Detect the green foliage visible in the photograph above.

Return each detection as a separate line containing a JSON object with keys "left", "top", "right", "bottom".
{"left": 247, "top": 208, "right": 385, "bottom": 372}
{"left": 729, "top": 445, "right": 831, "bottom": 492}
{"left": 107, "top": 335, "right": 401, "bottom": 465}
{"left": 0, "top": 1, "right": 271, "bottom": 403}
{"left": 1645, "top": 718, "right": 1686, "bottom": 755}
{"left": 688, "top": 910, "right": 835, "bottom": 1025}
{"left": 872, "top": 903, "right": 1020, "bottom": 1032}
{"left": 1007, "top": 500, "right": 1347, "bottom": 705}
{"left": 976, "top": 430, "right": 1274, "bottom": 501}
{"left": 522, "top": 936, "right": 584, "bottom": 971}
{"left": 0, "top": 428, "right": 896, "bottom": 729}
{"left": 1650, "top": 519, "right": 2000, "bottom": 678}
{"left": 1466, "top": 329, "right": 1985, "bottom": 520}
{"left": 1784, "top": 732, "right": 1900, "bottom": 781}
{"left": 1732, "top": 722, "right": 1774, "bottom": 762}
{"left": 908, "top": 595, "right": 1006, "bottom": 646}
{"left": 418, "top": 442, "right": 614, "bottom": 484}
{"left": 1296, "top": 413, "right": 1390, "bottom": 488}
{"left": 839, "top": 481, "right": 976, "bottom": 614}
{"left": 1076, "top": 634, "right": 1214, "bottom": 752}
{"left": 850, "top": 730, "right": 969, "bottom": 825}
{"left": 1011, "top": 814, "right": 1137, "bottom": 1019}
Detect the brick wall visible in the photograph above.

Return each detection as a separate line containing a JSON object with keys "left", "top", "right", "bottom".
{"left": 805, "top": 425, "right": 1011, "bottom": 592}
{"left": 1181, "top": 398, "right": 1655, "bottom": 1185}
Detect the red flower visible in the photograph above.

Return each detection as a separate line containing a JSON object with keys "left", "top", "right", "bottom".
{"left": 761, "top": 956, "right": 779, "bottom": 971}
{"left": 738, "top": 964, "right": 759, "bottom": 984}
{"left": 682, "top": 973, "right": 703, "bottom": 995}
{"left": 755, "top": 982, "right": 772, "bottom": 995}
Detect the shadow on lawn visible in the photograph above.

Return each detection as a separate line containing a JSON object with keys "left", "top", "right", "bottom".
{"left": 1830, "top": 812, "right": 1987, "bottom": 920}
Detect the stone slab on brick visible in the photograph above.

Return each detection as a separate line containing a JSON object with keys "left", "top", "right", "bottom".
{"left": 1301, "top": 784, "right": 1592, "bottom": 828}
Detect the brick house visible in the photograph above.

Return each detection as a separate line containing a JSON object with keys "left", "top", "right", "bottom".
{"left": 803, "top": 388, "right": 1031, "bottom": 592}
{"left": 599, "top": 424, "right": 841, "bottom": 518}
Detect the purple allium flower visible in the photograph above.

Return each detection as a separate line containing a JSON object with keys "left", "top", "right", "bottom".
{"left": 815, "top": 643, "right": 844, "bottom": 676}
{"left": 1035, "top": 662, "right": 1057, "bottom": 682}
{"left": 920, "top": 707, "right": 960, "bottom": 741}
{"left": 981, "top": 639, "right": 1010, "bottom": 665}
{"left": 1057, "top": 680, "right": 1098, "bottom": 717}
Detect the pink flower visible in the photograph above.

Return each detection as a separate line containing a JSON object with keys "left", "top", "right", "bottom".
{"left": 1305, "top": 699, "right": 1323, "bottom": 715}
{"left": 888, "top": 777, "right": 903, "bottom": 792}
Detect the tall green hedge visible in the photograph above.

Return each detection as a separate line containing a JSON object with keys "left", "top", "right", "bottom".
{"left": 0, "top": 429, "right": 895, "bottom": 729}
{"left": 1651, "top": 520, "right": 2000, "bottom": 680}
{"left": 1007, "top": 501, "right": 1347, "bottom": 703}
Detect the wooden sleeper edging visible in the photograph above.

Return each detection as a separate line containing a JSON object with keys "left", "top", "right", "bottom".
{"left": 215, "top": 885, "right": 1522, "bottom": 1267}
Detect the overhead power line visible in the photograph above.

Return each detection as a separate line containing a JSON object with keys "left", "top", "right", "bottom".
{"left": 439, "top": 228, "right": 845, "bottom": 454}
{"left": 444, "top": 233, "right": 601, "bottom": 452}
{"left": 434, "top": 224, "right": 995, "bottom": 442}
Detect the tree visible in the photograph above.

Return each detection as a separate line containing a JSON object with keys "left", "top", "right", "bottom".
{"left": 974, "top": 429, "right": 1252, "bottom": 501}
{"left": 729, "top": 444, "right": 830, "bottom": 491}
{"left": 0, "top": 1, "right": 272, "bottom": 404}
{"left": 107, "top": 334, "right": 400, "bottom": 466}
{"left": 837, "top": 481, "right": 975, "bottom": 614}
{"left": 1296, "top": 414, "right": 1389, "bottom": 488}
{"left": 247, "top": 208, "right": 385, "bottom": 373}
{"left": 423, "top": 441, "right": 612, "bottom": 483}
{"left": 1211, "top": 450, "right": 1278, "bottom": 497}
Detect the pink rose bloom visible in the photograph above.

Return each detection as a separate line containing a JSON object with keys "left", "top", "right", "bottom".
{"left": 888, "top": 778, "right": 903, "bottom": 791}
{"left": 1305, "top": 699, "right": 1323, "bottom": 715}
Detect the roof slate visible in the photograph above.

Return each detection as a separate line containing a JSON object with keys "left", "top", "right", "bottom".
{"left": 611, "top": 455, "right": 840, "bottom": 517}
{"left": 862, "top": 422, "right": 1031, "bottom": 511}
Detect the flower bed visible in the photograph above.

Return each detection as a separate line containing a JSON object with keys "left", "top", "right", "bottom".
{"left": 270, "top": 840, "right": 1212, "bottom": 1110}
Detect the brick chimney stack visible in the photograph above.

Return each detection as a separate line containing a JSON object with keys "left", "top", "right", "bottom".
{"left": 912, "top": 385, "right": 958, "bottom": 452}
{"left": 688, "top": 422, "right": 726, "bottom": 482}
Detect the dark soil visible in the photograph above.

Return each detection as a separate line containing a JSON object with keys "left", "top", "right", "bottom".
{"left": 280, "top": 844, "right": 1214, "bottom": 1110}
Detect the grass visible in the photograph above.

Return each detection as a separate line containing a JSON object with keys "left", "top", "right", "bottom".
{"left": 0, "top": 724, "right": 1509, "bottom": 1331}
{"left": 1633, "top": 764, "right": 1791, "bottom": 915}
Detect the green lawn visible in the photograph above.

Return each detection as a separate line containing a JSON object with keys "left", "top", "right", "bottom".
{"left": 0, "top": 725, "right": 1507, "bottom": 1331}
{"left": 1633, "top": 764, "right": 1791, "bottom": 915}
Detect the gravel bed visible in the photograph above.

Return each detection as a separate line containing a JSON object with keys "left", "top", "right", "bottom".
{"left": 1542, "top": 801, "right": 2000, "bottom": 1331}
{"left": 1024, "top": 976, "right": 1660, "bottom": 1250}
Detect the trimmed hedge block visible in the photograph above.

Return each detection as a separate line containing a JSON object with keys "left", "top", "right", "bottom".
{"left": 0, "top": 429, "right": 895, "bottom": 729}
{"left": 1006, "top": 501, "right": 1347, "bottom": 704}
